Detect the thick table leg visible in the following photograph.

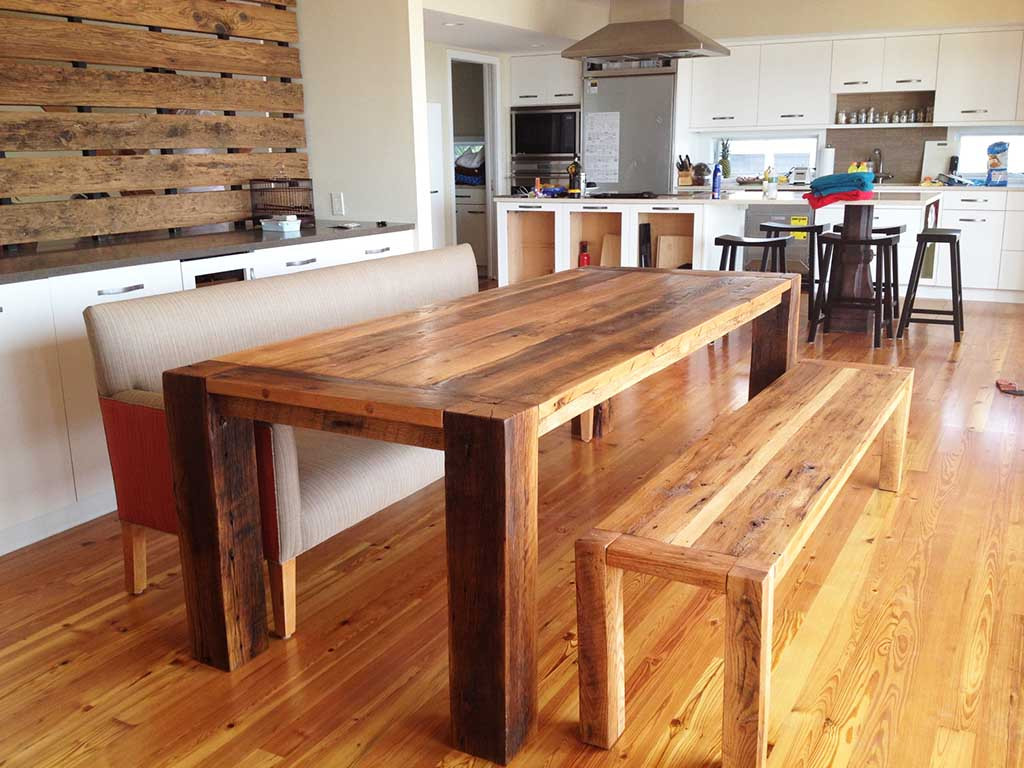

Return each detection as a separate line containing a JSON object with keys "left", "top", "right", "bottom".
{"left": 749, "top": 275, "right": 800, "bottom": 399}
{"left": 724, "top": 565, "right": 774, "bottom": 768}
{"left": 575, "top": 530, "right": 625, "bottom": 749}
{"left": 164, "top": 364, "right": 268, "bottom": 671}
{"left": 444, "top": 407, "right": 539, "bottom": 764}
{"left": 571, "top": 399, "right": 614, "bottom": 443}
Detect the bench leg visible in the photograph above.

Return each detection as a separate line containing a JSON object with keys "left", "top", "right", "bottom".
{"left": 576, "top": 530, "right": 625, "bottom": 749}
{"left": 594, "top": 398, "right": 614, "bottom": 438}
{"left": 724, "top": 565, "right": 773, "bottom": 768}
{"left": 879, "top": 382, "right": 912, "bottom": 493}
{"left": 268, "top": 559, "right": 296, "bottom": 639}
{"left": 572, "top": 408, "right": 595, "bottom": 443}
{"left": 121, "top": 521, "right": 147, "bottom": 595}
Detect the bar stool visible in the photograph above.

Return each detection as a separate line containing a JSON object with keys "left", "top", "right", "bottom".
{"left": 760, "top": 222, "right": 826, "bottom": 330}
{"left": 714, "top": 234, "right": 791, "bottom": 272}
{"left": 834, "top": 223, "right": 906, "bottom": 320}
{"left": 897, "top": 228, "right": 964, "bottom": 343}
{"left": 810, "top": 231, "right": 899, "bottom": 348}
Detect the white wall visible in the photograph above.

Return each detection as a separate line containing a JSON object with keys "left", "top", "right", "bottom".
{"left": 423, "top": 0, "right": 610, "bottom": 40}
{"left": 298, "top": 0, "right": 431, "bottom": 246}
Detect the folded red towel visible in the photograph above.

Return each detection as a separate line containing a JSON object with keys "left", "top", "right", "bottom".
{"left": 802, "top": 189, "right": 875, "bottom": 210}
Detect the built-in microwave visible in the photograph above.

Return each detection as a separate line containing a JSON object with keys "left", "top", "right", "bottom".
{"left": 511, "top": 106, "right": 580, "bottom": 159}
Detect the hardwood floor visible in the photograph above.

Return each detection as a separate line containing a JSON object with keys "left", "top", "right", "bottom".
{"left": 1, "top": 297, "right": 1022, "bottom": 767}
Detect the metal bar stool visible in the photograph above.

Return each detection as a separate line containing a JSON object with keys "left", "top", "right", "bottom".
{"left": 834, "top": 222, "right": 906, "bottom": 321}
{"left": 811, "top": 231, "right": 899, "bottom": 348}
{"left": 759, "top": 222, "right": 826, "bottom": 333}
{"left": 714, "top": 234, "right": 791, "bottom": 272}
{"left": 896, "top": 228, "right": 964, "bottom": 342}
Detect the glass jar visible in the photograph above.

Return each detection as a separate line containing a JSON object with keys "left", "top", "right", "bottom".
{"left": 868, "top": 107, "right": 877, "bottom": 123}
{"left": 837, "top": 110, "right": 847, "bottom": 124}
{"left": 882, "top": 111, "right": 891, "bottom": 123}
{"left": 899, "top": 109, "right": 908, "bottom": 123}
{"left": 908, "top": 108, "right": 916, "bottom": 123}
{"left": 858, "top": 109, "right": 867, "bottom": 124}
{"left": 925, "top": 105, "right": 934, "bottom": 123}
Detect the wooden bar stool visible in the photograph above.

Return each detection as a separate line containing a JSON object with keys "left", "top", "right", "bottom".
{"left": 897, "top": 228, "right": 964, "bottom": 342}
{"left": 811, "top": 231, "right": 899, "bottom": 348}
{"left": 714, "top": 234, "right": 791, "bottom": 272}
{"left": 833, "top": 223, "right": 906, "bottom": 319}
{"left": 760, "top": 222, "right": 826, "bottom": 331}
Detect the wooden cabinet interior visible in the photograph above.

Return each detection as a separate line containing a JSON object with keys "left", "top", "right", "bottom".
{"left": 637, "top": 212, "right": 695, "bottom": 269}
{"left": 507, "top": 210, "right": 556, "bottom": 284}
{"left": 570, "top": 212, "right": 622, "bottom": 268}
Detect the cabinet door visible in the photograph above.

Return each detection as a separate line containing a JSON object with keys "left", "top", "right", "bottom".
{"left": 690, "top": 45, "right": 760, "bottom": 128}
{"left": 940, "top": 210, "right": 1004, "bottom": 289}
{"left": 934, "top": 31, "right": 1023, "bottom": 123}
{"left": 757, "top": 41, "right": 832, "bottom": 126}
{"left": 0, "top": 279, "right": 76, "bottom": 538}
{"left": 882, "top": 35, "right": 939, "bottom": 91}
{"left": 999, "top": 251, "right": 1024, "bottom": 291}
{"left": 510, "top": 56, "right": 549, "bottom": 106}
{"left": 49, "top": 261, "right": 183, "bottom": 502}
{"left": 831, "top": 38, "right": 884, "bottom": 93}
{"left": 456, "top": 205, "right": 489, "bottom": 268}
{"left": 548, "top": 56, "right": 582, "bottom": 104}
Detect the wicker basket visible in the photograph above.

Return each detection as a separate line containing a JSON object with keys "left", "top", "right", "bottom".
{"left": 250, "top": 178, "right": 315, "bottom": 228}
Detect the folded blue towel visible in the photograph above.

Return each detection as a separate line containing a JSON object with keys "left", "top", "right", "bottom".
{"left": 810, "top": 172, "right": 874, "bottom": 196}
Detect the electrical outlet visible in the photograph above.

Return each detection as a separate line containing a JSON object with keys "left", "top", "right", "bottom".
{"left": 331, "top": 192, "right": 345, "bottom": 216}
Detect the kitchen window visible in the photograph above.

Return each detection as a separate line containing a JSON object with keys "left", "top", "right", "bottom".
{"left": 955, "top": 134, "right": 1023, "bottom": 174}
{"left": 715, "top": 136, "right": 819, "bottom": 177}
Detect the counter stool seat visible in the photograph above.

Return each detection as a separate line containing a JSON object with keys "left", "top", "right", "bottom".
{"left": 811, "top": 231, "right": 900, "bottom": 348}
{"left": 761, "top": 222, "right": 827, "bottom": 335}
{"left": 897, "top": 228, "right": 964, "bottom": 342}
{"left": 714, "top": 234, "right": 791, "bottom": 272}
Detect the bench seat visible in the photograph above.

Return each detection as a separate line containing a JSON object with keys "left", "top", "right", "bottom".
{"left": 575, "top": 359, "right": 913, "bottom": 768}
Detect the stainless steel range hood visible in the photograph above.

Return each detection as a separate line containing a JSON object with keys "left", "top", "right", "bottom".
{"left": 562, "top": 19, "right": 728, "bottom": 61}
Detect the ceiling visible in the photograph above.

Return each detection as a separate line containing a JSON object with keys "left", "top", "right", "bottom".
{"left": 423, "top": 9, "right": 577, "bottom": 54}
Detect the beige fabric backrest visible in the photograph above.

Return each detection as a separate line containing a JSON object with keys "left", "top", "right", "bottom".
{"left": 85, "top": 244, "right": 478, "bottom": 397}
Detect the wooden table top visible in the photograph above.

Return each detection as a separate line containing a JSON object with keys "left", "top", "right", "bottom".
{"left": 202, "top": 267, "right": 796, "bottom": 441}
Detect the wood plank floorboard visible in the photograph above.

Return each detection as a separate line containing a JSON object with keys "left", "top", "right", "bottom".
{"left": 1, "top": 297, "right": 1022, "bottom": 767}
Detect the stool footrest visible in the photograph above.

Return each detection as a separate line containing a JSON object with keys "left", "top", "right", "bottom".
{"left": 910, "top": 308, "right": 954, "bottom": 316}
{"left": 909, "top": 317, "right": 956, "bottom": 326}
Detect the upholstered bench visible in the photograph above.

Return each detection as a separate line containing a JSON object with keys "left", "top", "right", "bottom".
{"left": 574, "top": 359, "right": 913, "bottom": 768}
{"left": 85, "top": 245, "right": 478, "bottom": 638}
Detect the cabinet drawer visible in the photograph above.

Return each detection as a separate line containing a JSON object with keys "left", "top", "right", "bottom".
{"left": 455, "top": 187, "right": 486, "bottom": 205}
{"left": 942, "top": 190, "right": 1006, "bottom": 211}
{"left": 342, "top": 230, "right": 416, "bottom": 264}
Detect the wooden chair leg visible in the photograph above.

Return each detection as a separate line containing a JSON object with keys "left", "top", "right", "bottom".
{"left": 121, "top": 521, "right": 147, "bottom": 595}
{"left": 872, "top": 246, "right": 884, "bottom": 348}
{"left": 268, "top": 559, "right": 297, "bottom": 639}
{"left": 576, "top": 531, "right": 625, "bottom": 750}
{"left": 723, "top": 565, "right": 774, "bottom": 768}
{"left": 572, "top": 408, "right": 596, "bottom": 443}
{"left": 719, "top": 245, "right": 729, "bottom": 271}
{"left": 879, "top": 381, "right": 913, "bottom": 493}
{"left": 949, "top": 244, "right": 963, "bottom": 343}
{"left": 897, "top": 240, "right": 926, "bottom": 338}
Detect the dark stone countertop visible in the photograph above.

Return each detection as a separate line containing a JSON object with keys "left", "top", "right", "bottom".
{"left": 0, "top": 219, "right": 415, "bottom": 285}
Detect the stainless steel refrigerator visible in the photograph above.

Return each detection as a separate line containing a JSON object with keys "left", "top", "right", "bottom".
{"left": 581, "top": 72, "right": 676, "bottom": 194}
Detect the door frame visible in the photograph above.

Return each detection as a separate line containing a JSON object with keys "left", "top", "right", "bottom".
{"left": 446, "top": 49, "right": 503, "bottom": 278}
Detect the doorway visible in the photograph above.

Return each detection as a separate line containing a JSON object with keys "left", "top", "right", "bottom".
{"left": 446, "top": 52, "right": 501, "bottom": 280}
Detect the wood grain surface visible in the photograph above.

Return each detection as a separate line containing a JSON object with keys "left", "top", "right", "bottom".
{"left": 0, "top": 16, "right": 302, "bottom": 77}
{"left": 0, "top": 297, "right": 1020, "bottom": 767}
{"left": 0, "top": 0, "right": 299, "bottom": 42}
{"left": 0, "top": 63, "right": 304, "bottom": 112}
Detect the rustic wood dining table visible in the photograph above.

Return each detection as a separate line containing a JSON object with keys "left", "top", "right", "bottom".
{"left": 163, "top": 266, "right": 800, "bottom": 765}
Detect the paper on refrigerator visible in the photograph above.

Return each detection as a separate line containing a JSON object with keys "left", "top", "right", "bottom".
{"left": 585, "top": 112, "right": 620, "bottom": 183}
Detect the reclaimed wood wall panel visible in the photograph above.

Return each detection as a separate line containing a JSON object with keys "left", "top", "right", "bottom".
{"left": 0, "top": 0, "right": 299, "bottom": 42}
{"left": 1, "top": 153, "right": 309, "bottom": 197}
{"left": 0, "top": 64, "right": 304, "bottom": 113}
{"left": 0, "top": 190, "right": 253, "bottom": 245}
{"left": 0, "top": 113, "right": 307, "bottom": 153}
{"left": 0, "top": 16, "right": 302, "bottom": 78}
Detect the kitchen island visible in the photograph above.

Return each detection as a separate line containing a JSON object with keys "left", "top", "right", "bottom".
{"left": 496, "top": 190, "right": 942, "bottom": 287}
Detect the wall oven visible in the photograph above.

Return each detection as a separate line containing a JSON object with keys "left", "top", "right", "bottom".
{"left": 510, "top": 107, "right": 580, "bottom": 193}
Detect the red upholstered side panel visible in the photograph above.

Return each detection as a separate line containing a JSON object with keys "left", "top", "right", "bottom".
{"left": 99, "top": 397, "right": 178, "bottom": 534}
{"left": 99, "top": 398, "right": 280, "bottom": 553}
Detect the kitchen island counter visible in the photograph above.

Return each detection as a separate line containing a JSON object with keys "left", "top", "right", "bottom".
{"left": 495, "top": 191, "right": 941, "bottom": 207}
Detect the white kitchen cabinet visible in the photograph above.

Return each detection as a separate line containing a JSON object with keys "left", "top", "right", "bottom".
{"left": 815, "top": 206, "right": 929, "bottom": 285}
{"left": 251, "top": 231, "right": 416, "bottom": 278}
{"left": 882, "top": 35, "right": 939, "bottom": 91}
{"left": 181, "top": 250, "right": 256, "bottom": 288}
{"left": 49, "top": 261, "right": 184, "bottom": 503}
{"left": 0, "top": 279, "right": 76, "bottom": 538}
{"left": 1002, "top": 211, "right": 1024, "bottom": 251}
{"left": 934, "top": 31, "right": 1024, "bottom": 123}
{"left": 510, "top": 54, "right": 582, "bottom": 106}
{"left": 456, "top": 205, "right": 489, "bottom": 271}
{"left": 690, "top": 44, "right": 761, "bottom": 128}
{"left": 999, "top": 250, "right": 1024, "bottom": 291}
{"left": 757, "top": 41, "right": 833, "bottom": 126}
{"left": 831, "top": 38, "right": 884, "bottom": 93}
{"left": 939, "top": 209, "right": 1005, "bottom": 289}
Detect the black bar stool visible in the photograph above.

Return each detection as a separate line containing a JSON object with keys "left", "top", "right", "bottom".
{"left": 834, "top": 223, "right": 906, "bottom": 320}
{"left": 896, "top": 228, "right": 964, "bottom": 342}
{"left": 714, "top": 234, "right": 791, "bottom": 272}
{"left": 760, "top": 222, "right": 826, "bottom": 330}
{"left": 810, "top": 231, "right": 899, "bottom": 348}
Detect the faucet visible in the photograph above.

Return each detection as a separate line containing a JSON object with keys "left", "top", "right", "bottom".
{"left": 872, "top": 148, "right": 894, "bottom": 183}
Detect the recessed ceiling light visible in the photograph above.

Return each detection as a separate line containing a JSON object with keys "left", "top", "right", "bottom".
{"left": 442, "top": 21, "right": 464, "bottom": 27}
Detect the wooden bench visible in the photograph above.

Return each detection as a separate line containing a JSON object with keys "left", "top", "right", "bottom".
{"left": 574, "top": 359, "right": 914, "bottom": 768}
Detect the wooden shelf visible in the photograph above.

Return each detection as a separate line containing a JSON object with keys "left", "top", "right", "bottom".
{"left": 637, "top": 211, "right": 695, "bottom": 269}
{"left": 507, "top": 210, "right": 555, "bottom": 284}
{"left": 570, "top": 211, "right": 622, "bottom": 267}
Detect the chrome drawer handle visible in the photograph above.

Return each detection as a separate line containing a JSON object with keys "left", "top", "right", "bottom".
{"left": 365, "top": 246, "right": 391, "bottom": 255}
{"left": 780, "top": 113, "right": 805, "bottom": 118}
{"left": 456, "top": 194, "right": 470, "bottom": 199}
{"left": 582, "top": 205, "right": 608, "bottom": 210}
{"left": 895, "top": 78, "right": 922, "bottom": 84}
{"left": 711, "top": 116, "right": 735, "bottom": 120}
{"left": 518, "top": 94, "right": 539, "bottom": 99}
{"left": 959, "top": 198, "right": 986, "bottom": 203}
{"left": 554, "top": 92, "right": 574, "bottom": 97}
{"left": 843, "top": 80, "right": 869, "bottom": 85}
{"left": 960, "top": 109, "right": 989, "bottom": 114}
{"left": 652, "top": 206, "right": 680, "bottom": 211}
{"left": 285, "top": 257, "right": 316, "bottom": 267}
{"left": 958, "top": 218, "right": 986, "bottom": 222}
{"left": 430, "top": 189, "right": 439, "bottom": 194}
{"left": 97, "top": 283, "right": 144, "bottom": 296}
{"left": 517, "top": 204, "right": 543, "bottom": 209}
{"left": 467, "top": 210, "right": 485, "bottom": 215}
